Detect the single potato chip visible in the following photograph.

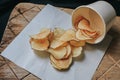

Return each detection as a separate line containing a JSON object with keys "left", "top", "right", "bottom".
{"left": 30, "top": 38, "right": 49, "bottom": 51}
{"left": 85, "top": 30, "right": 100, "bottom": 39}
{"left": 30, "top": 28, "right": 51, "bottom": 39}
{"left": 74, "top": 16, "right": 84, "bottom": 30}
{"left": 50, "top": 39, "right": 66, "bottom": 49}
{"left": 80, "top": 29, "right": 91, "bottom": 38}
{"left": 76, "top": 29, "right": 91, "bottom": 40}
{"left": 50, "top": 54, "right": 72, "bottom": 70}
{"left": 64, "top": 45, "right": 71, "bottom": 59}
{"left": 50, "top": 56, "right": 62, "bottom": 70}
{"left": 83, "top": 30, "right": 97, "bottom": 37}
{"left": 78, "top": 19, "right": 94, "bottom": 32}
{"left": 70, "top": 40, "right": 85, "bottom": 47}
{"left": 48, "top": 32, "right": 54, "bottom": 42}
{"left": 72, "top": 46, "right": 83, "bottom": 57}
{"left": 59, "top": 29, "right": 76, "bottom": 42}
{"left": 61, "top": 42, "right": 69, "bottom": 47}
{"left": 48, "top": 46, "right": 67, "bottom": 59}
{"left": 54, "top": 28, "right": 65, "bottom": 39}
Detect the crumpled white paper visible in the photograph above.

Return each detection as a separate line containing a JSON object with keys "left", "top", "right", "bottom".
{"left": 1, "top": 4, "right": 112, "bottom": 80}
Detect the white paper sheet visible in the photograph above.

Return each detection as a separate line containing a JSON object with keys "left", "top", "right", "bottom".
{"left": 1, "top": 4, "right": 112, "bottom": 80}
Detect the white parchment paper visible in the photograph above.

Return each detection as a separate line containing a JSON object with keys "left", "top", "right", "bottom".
{"left": 1, "top": 4, "right": 112, "bottom": 80}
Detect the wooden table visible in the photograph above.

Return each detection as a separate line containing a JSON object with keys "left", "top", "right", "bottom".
{"left": 0, "top": 3, "right": 120, "bottom": 80}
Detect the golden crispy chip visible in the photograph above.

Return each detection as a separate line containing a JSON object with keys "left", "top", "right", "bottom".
{"left": 78, "top": 19, "right": 94, "bottom": 32}
{"left": 72, "top": 46, "right": 83, "bottom": 57}
{"left": 61, "top": 42, "right": 69, "bottom": 47}
{"left": 64, "top": 45, "right": 71, "bottom": 59}
{"left": 48, "top": 32, "right": 54, "bottom": 42}
{"left": 31, "top": 28, "right": 51, "bottom": 39}
{"left": 50, "top": 28, "right": 66, "bottom": 48}
{"left": 83, "top": 30, "right": 97, "bottom": 37}
{"left": 74, "top": 16, "right": 84, "bottom": 30}
{"left": 70, "top": 40, "right": 85, "bottom": 47}
{"left": 48, "top": 46, "right": 67, "bottom": 59}
{"left": 50, "top": 56, "right": 62, "bottom": 70}
{"left": 76, "top": 29, "right": 91, "bottom": 40}
{"left": 54, "top": 28, "right": 65, "bottom": 39}
{"left": 59, "top": 29, "right": 76, "bottom": 42}
{"left": 30, "top": 38, "right": 49, "bottom": 51}
{"left": 86, "top": 32, "right": 100, "bottom": 43}
{"left": 50, "top": 39, "right": 66, "bottom": 49}
{"left": 80, "top": 29, "right": 90, "bottom": 38}
{"left": 50, "top": 54, "right": 72, "bottom": 70}
{"left": 84, "top": 30, "right": 100, "bottom": 39}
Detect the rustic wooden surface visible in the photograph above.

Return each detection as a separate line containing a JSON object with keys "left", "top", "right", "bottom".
{"left": 0, "top": 3, "right": 120, "bottom": 80}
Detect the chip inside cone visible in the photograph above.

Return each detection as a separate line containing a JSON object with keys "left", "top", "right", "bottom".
{"left": 50, "top": 54, "right": 72, "bottom": 70}
{"left": 78, "top": 19, "right": 94, "bottom": 32}
{"left": 76, "top": 29, "right": 92, "bottom": 40}
{"left": 30, "top": 28, "right": 51, "bottom": 39}
{"left": 80, "top": 29, "right": 100, "bottom": 43}
{"left": 80, "top": 29, "right": 91, "bottom": 38}
{"left": 83, "top": 30, "right": 98, "bottom": 37}
{"left": 72, "top": 46, "right": 83, "bottom": 57}
{"left": 48, "top": 46, "right": 67, "bottom": 59}
{"left": 30, "top": 38, "right": 49, "bottom": 51}
{"left": 74, "top": 16, "right": 84, "bottom": 30}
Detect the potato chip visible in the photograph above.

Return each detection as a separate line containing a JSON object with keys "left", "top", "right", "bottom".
{"left": 50, "top": 39, "right": 66, "bottom": 49}
{"left": 50, "top": 56, "right": 62, "bottom": 70}
{"left": 30, "top": 28, "right": 50, "bottom": 39}
{"left": 64, "top": 45, "right": 71, "bottom": 59}
{"left": 85, "top": 30, "right": 100, "bottom": 39}
{"left": 83, "top": 30, "right": 97, "bottom": 37}
{"left": 72, "top": 46, "right": 83, "bottom": 57}
{"left": 76, "top": 29, "right": 91, "bottom": 40}
{"left": 61, "top": 42, "right": 69, "bottom": 47}
{"left": 48, "top": 46, "right": 67, "bottom": 59}
{"left": 78, "top": 19, "right": 94, "bottom": 32}
{"left": 59, "top": 29, "right": 76, "bottom": 41}
{"left": 70, "top": 40, "right": 85, "bottom": 47}
{"left": 50, "top": 54, "right": 72, "bottom": 70}
{"left": 54, "top": 28, "right": 65, "bottom": 39}
{"left": 30, "top": 38, "right": 49, "bottom": 51}
{"left": 74, "top": 16, "right": 83, "bottom": 30}
{"left": 48, "top": 32, "right": 54, "bottom": 42}
{"left": 80, "top": 29, "right": 91, "bottom": 38}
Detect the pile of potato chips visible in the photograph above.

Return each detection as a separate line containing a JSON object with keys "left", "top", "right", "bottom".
{"left": 74, "top": 16, "right": 100, "bottom": 43}
{"left": 30, "top": 16, "right": 99, "bottom": 70}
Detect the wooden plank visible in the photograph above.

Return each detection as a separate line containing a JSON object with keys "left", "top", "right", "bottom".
{"left": 92, "top": 55, "right": 114, "bottom": 80}
{"left": 15, "top": 3, "right": 35, "bottom": 14}
{"left": 0, "top": 64, "right": 18, "bottom": 80}
{"left": 23, "top": 7, "right": 40, "bottom": 22}
{"left": 9, "top": 14, "right": 28, "bottom": 35}
{"left": 8, "top": 62, "right": 29, "bottom": 79}
{"left": 22, "top": 74, "right": 41, "bottom": 80}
